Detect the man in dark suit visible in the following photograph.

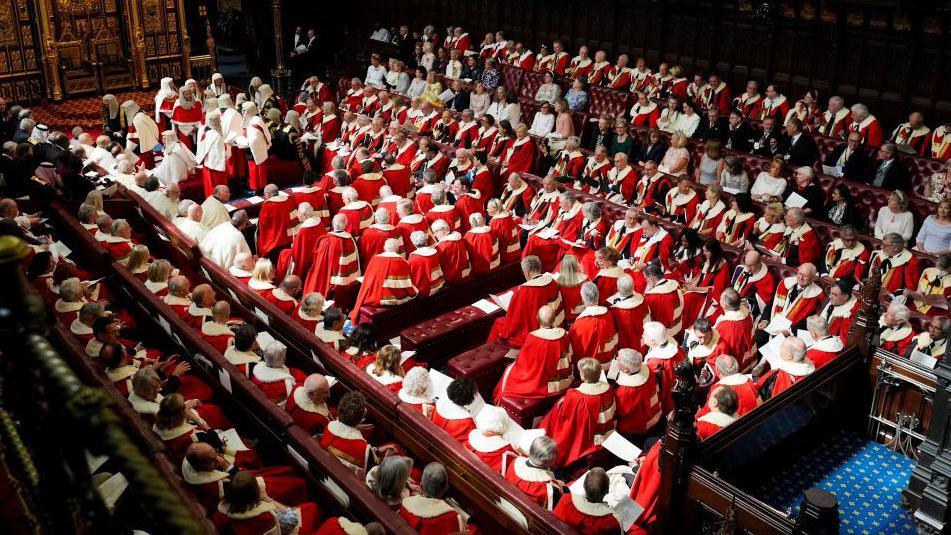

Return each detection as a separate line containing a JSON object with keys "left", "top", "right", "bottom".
{"left": 865, "top": 142, "right": 911, "bottom": 192}
{"left": 694, "top": 107, "right": 727, "bottom": 143}
{"left": 781, "top": 118, "right": 819, "bottom": 167}
{"left": 445, "top": 80, "right": 470, "bottom": 113}
{"left": 723, "top": 111, "right": 753, "bottom": 152}
{"left": 823, "top": 131, "right": 870, "bottom": 181}
{"left": 587, "top": 114, "right": 615, "bottom": 152}
{"left": 751, "top": 116, "right": 782, "bottom": 158}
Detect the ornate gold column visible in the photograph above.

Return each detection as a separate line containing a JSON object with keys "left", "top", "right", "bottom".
{"left": 34, "top": 0, "right": 63, "bottom": 101}
{"left": 124, "top": 0, "right": 150, "bottom": 88}
{"left": 270, "top": 0, "right": 289, "bottom": 95}
{"left": 176, "top": 0, "right": 191, "bottom": 79}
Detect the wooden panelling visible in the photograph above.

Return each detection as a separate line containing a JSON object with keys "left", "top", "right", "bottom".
{"left": 357, "top": 0, "right": 951, "bottom": 126}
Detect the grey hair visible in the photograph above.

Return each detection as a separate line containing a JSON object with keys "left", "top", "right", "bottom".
{"left": 580, "top": 281, "right": 599, "bottom": 306}
{"left": 806, "top": 315, "right": 830, "bottom": 336}
{"left": 889, "top": 302, "right": 911, "bottom": 322}
{"left": 693, "top": 317, "right": 712, "bottom": 334}
{"left": 559, "top": 190, "right": 575, "bottom": 204}
{"left": 796, "top": 166, "right": 814, "bottom": 179}
{"left": 431, "top": 188, "right": 447, "bottom": 205}
{"left": 529, "top": 436, "right": 558, "bottom": 467}
{"left": 231, "top": 209, "right": 249, "bottom": 227}
{"left": 420, "top": 462, "right": 449, "bottom": 498}
{"left": 397, "top": 199, "right": 414, "bottom": 216}
{"left": 374, "top": 207, "right": 390, "bottom": 225}
{"left": 468, "top": 212, "right": 485, "bottom": 227}
{"left": 331, "top": 214, "right": 348, "bottom": 232}
{"left": 402, "top": 366, "right": 431, "bottom": 397}
{"left": 300, "top": 292, "right": 325, "bottom": 315}
{"left": 849, "top": 103, "right": 869, "bottom": 117}
{"left": 884, "top": 232, "right": 906, "bottom": 247}
{"left": 297, "top": 202, "right": 314, "bottom": 218}
{"left": 616, "top": 274, "right": 634, "bottom": 296}
{"left": 373, "top": 456, "right": 412, "bottom": 501}
{"left": 410, "top": 230, "right": 428, "bottom": 248}
{"left": 131, "top": 367, "right": 161, "bottom": 396}
{"left": 263, "top": 341, "right": 287, "bottom": 367}
{"left": 60, "top": 278, "right": 84, "bottom": 301}
{"left": 715, "top": 355, "right": 739, "bottom": 376}
{"left": 582, "top": 201, "right": 601, "bottom": 219}
{"left": 430, "top": 219, "right": 450, "bottom": 235}
{"left": 617, "top": 348, "right": 643, "bottom": 369}
{"left": 77, "top": 203, "right": 97, "bottom": 222}
{"left": 177, "top": 199, "right": 196, "bottom": 217}
{"left": 521, "top": 255, "right": 542, "bottom": 275}
{"left": 781, "top": 337, "right": 807, "bottom": 362}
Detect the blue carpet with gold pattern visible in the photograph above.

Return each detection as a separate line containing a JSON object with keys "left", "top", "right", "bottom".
{"left": 756, "top": 429, "right": 916, "bottom": 534}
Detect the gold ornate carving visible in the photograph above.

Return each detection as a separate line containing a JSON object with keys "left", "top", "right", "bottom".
{"left": 0, "top": 1, "right": 17, "bottom": 46}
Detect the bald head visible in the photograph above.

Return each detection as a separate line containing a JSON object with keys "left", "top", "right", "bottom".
{"left": 303, "top": 373, "right": 330, "bottom": 403}
{"left": 383, "top": 238, "right": 401, "bottom": 253}
{"left": 537, "top": 305, "right": 556, "bottom": 328}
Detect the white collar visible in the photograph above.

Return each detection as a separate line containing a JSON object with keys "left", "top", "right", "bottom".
{"left": 810, "top": 336, "right": 844, "bottom": 353}
{"left": 181, "top": 458, "right": 229, "bottom": 485}
{"left": 577, "top": 305, "right": 609, "bottom": 320}
{"left": 467, "top": 429, "right": 510, "bottom": 452}
{"left": 530, "top": 327, "right": 566, "bottom": 341}
{"left": 576, "top": 381, "right": 610, "bottom": 396}
{"left": 615, "top": 366, "right": 650, "bottom": 387}
{"left": 435, "top": 398, "right": 472, "bottom": 420}
{"left": 401, "top": 495, "right": 458, "bottom": 519}
{"left": 570, "top": 494, "right": 616, "bottom": 518}
{"left": 327, "top": 420, "right": 364, "bottom": 440}
{"left": 512, "top": 457, "right": 554, "bottom": 482}
{"left": 697, "top": 411, "right": 738, "bottom": 427}
{"left": 292, "top": 386, "right": 330, "bottom": 415}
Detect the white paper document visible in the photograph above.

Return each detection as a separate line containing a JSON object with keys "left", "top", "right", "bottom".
{"left": 429, "top": 369, "right": 454, "bottom": 399}
{"left": 97, "top": 472, "right": 129, "bottom": 510}
{"left": 821, "top": 164, "right": 842, "bottom": 178}
{"left": 256, "top": 330, "right": 277, "bottom": 349}
{"left": 216, "top": 428, "right": 250, "bottom": 451}
{"left": 796, "top": 329, "right": 816, "bottom": 347}
{"left": 602, "top": 431, "right": 642, "bottom": 463}
{"left": 49, "top": 240, "right": 72, "bottom": 260}
{"left": 760, "top": 334, "right": 785, "bottom": 369}
{"left": 911, "top": 350, "right": 938, "bottom": 369}
{"left": 490, "top": 290, "right": 514, "bottom": 311}
{"left": 784, "top": 192, "right": 808, "bottom": 209}
{"left": 764, "top": 315, "right": 792, "bottom": 336}
{"left": 472, "top": 299, "right": 501, "bottom": 315}
{"left": 245, "top": 196, "right": 265, "bottom": 205}
{"left": 400, "top": 350, "right": 416, "bottom": 365}
{"left": 503, "top": 422, "right": 546, "bottom": 454}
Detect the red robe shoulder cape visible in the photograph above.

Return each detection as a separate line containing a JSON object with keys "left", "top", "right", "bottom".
{"left": 495, "top": 326, "right": 572, "bottom": 403}
{"left": 540, "top": 381, "right": 616, "bottom": 468}
{"left": 869, "top": 249, "right": 921, "bottom": 295}
{"left": 320, "top": 420, "right": 371, "bottom": 472}
{"left": 431, "top": 398, "right": 476, "bottom": 442}
{"left": 488, "top": 273, "right": 564, "bottom": 347}
{"left": 258, "top": 194, "right": 295, "bottom": 257}
{"left": 505, "top": 456, "right": 562, "bottom": 510}
{"left": 568, "top": 306, "right": 620, "bottom": 368}
{"left": 614, "top": 367, "right": 662, "bottom": 436}
{"left": 465, "top": 430, "right": 514, "bottom": 474}
{"left": 819, "top": 296, "right": 860, "bottom": 344}
{"left": 644, "top": 340, "right": 687, "bottom": 413}
{"left": 553, "top": 494, "right": 622, "bottom": 535}
{"left": 399, "top": 495, "right": 467, "bottom": 534}
{"left": 806, "top": 335, "right": 844, "bottom": 369}
{"left": 771, "top": 277, "right": 824, "bottom": 328}
{"left": 609, "top": 293, "right": 648, "bottom": 353}
{"left": 285, "top": 386, "right": 332, "bottom": 435}
{"left": 302, "top": 231, "right": 360, "bottom": 297}
{"left": 464, "top": 226, "right": 501, "bottom": 275}
{"left": 290, "top": 218, "right": 327, "bottom": 276}
{"left": 350, "top": 252, "right": 418, "bottom": 321}
{"left": 435, "top": 231, "right": 471, "bottom": 284}
{"left": 407, "top": 247, "right": 445, "bottom": 297}
{"left": 644, "top": 279, "right": 684, "bottom": 338}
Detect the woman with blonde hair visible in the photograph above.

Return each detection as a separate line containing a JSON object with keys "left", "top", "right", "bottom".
{"left": 556, "top": 253, "right": 588, "bottom": 322}
{"left": 659, "top": 131, "right": 690, "bottom": 176}
{"left": 752, "top": 202, "right": 787, "bottom": 250}
{"left": 367, "top": 344, "right": 405, "bottom": 393}
{"left": 421, "top": 70, "right": 444, "bottom": 108}
{"left": 126, "top": 244, "right": 150, "bottom": 279}
{"left": 750, "top": 156, "right": 788, "bottom": 203}
{"left": 874, "top": 190, "right": 915, "bottom": 242}
{"left": 916, "top": 199, "right": 951, "bottom": 255}
{"left": 145, "top": 259, "right": 173, "bottom": 296}
{"left": 84, "top": 189, "right": 105, "bottom": 213}
{"left": 248, "top": 258, "right": 275, "bottom": 295}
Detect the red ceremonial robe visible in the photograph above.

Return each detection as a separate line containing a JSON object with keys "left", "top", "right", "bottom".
{"left": 302, "top": 231, "right": 360, "bottom": 297}
{"left": 773, "top": 223, "right": 822, "bottom": 267}
{"left": 212, "top": 502, "right": 321, "bottom": 535}
{"left": 698, "top": 374, "right": 761, "bottom": 418}
{"left": 320, "top": 420, "right": 371, "bottom": 472}
{"left": 689, "top": 199, "right": 728, "bottom": 237}
{"left": 258, "top": 194, "right": 295, "bottom": 258}
{"left": 731, "top": 264, "right": 775, "bottom": 321}
{"left": 524, "top": 202, "right": 584, "bottom": 272}
{"left": 397, "top": 213, "right": 431, "bottom": 253}
{"left": 350, "top": 172, "right": 387, "bottom": 205}
{"left": 713, "top": 307, "right": 755, "bottom": 367}
{"left": 339, "top": 200, "right": 374, "bottom": 236}
{"left": 696, "top": 410, "right": 739, "bottom": 440}
{"left": 502, "top": 136, "right": 536, "bottom": 175}
{"left": 756, "top": 358, "right": 815, "bottom": 399}
{"left": 358, "top": 223, "right": 402, "bottom": 266}
{"left": 568, "top": 306, "right": 619, "bottom": 369}
{"left": 350, "top": 252, "right": 418, "bottom": 321}
{"left": 505, "top": 456, "right": 562, "bottom": 510}
{"left": 644, "top": 339, "right": 687, "bottom": 413}
{"left": 431, "top": 398, "right": 476, "bottom": 442}
{"left": 465, "top": 430, "right": 514, "bottom": 473}
{"left": 464, "top": 226, "right": 501, "bottom": 275}
{"left": 488, "top": 273, "right": 564, "bottom": 347}
{"left": 290, "top": 219, "right": 327, "bottom": 276}
{"left": 818, "top": 297, "right": 860, "bottom": 345}
{"left": 251, "top": 363, "right": 303, "bottom": 404}
{"left": 553, "top": 494, "right": 622, "bottom": 535}
{"left": 868, "top": 249, "right": 921, "bottom": 295}
{"left": 435, "top": 231, "right": 471, "bottom": 284}
{"left": 631, "top": 228, "right": 674, "bottom": 270}
{"left": 495, "top": 326, "right": 572, "bottom": 403}
{"left": 593, "top": 266, "right": 625, "bottom": 306}
{"left": 614, "top": 366, "right": 662, "bottom": 436}
{"left": 644, "top": 279, "right": 684, "bottom": 338}
{"left": 399, "top": 495, "right": 468, "bottom": 534}
{"left": 609, "top": 293, "right": 648, "bottom": 353}
{"left": 426, "top": 204, "right": 462, "bottom": 232}
{"left": 771, "top": 278, "right": 824, "bottom": 329}
{"left": 490, "top": 211, "right": 520, "bottom": 263}
{"left": 716, "top": 210, "right": 756, "bottom": 246}
{"left": 407, "top": 247, "right": 445, "bottom": 297}
{"left": 665, "top": 188, "right": 699, "bottom": 225}
{"left": 879, "top": 320, "right": 915, "bottom": 356}
{"left": 629, "top": 442, "right": 662, "bottom": 531}
{"left": 806, "top": 335, "right": 844, "bottom": 369}
{"left": 540, "top": 381, "right": 616, "bottom": 468}
{"left": 285, "top": 386, "right": 332, "bottom": 435}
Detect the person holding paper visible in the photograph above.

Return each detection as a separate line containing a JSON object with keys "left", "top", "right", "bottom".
{"left": 554, "top": 468, "right": 623, "bottom": 534}
{"left": 488, "top": 256, "right": 564, "bottom": 346}
{"left": 698, "top": 355, "right": 761, "bottom": 417}
{"left": 613, "top": 349, "right": 662, "bottom": 437}
{"left": 755, "top": 336, "right": 814, "bottom": 400}
{"left": 759, "top": 263, "right": 823, "bottom": 339}
{"left": 664, "top": 178, "right": 700, "bottom": 225}
{"left": 642, "top": 321, "right": 688, "bottom": 413}
{"left": 684, "top": 318, "right": 729, "bottom": 371}
{"left": 495, "top": 305, "right": 572, "bottom": 403}
{"left": 540, "top": 358, "right": 616, "bottom": 468}
{"left": 695, "top": 385, "right": 739, "bottom": 440}
{"left": 877, "top": 303, "right": 916, "bottom": 356}
{"left": 504, "top": 436, "right": 565, "bottom": 510}
{"left": 823, "top": 131, "right": 870, "bottom": 181}
{"left": 804, "top": 315, "right": 845, "bottom": 368}
{"left": 569, "top": 283, "right": 620, "bottom": 369}
{"left": 907, "top": 253, "right": 951, "bottom": 314}
{"left": 767, "top": 207, "right": 821, "bottom": 266}
{"left": 868, "top": 233, "right": 921, "bottom": 295}
{"left": 465, "top": 406, "right": 515, "bottom": 473}
{"left": 431, "top": 377, "right": 478, "bottom": 442}
{"left": 782, "top": 167, "right": 824, "bottom": 215}
{"left": 523, "top": 190, "right": 584, "bottom": 271}
{"left": 906, "top": 317, "right": 949, "bottom": 360}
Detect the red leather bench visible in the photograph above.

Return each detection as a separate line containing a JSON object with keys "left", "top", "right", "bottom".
{"left": 499, "top": 395, "right": 560, "bottom": 430}
{"left": 446, "top": 340, "right": 512, "bottom": 399}
{"left": 500, "top": 64, "right": 525, "bottom": 95}
{"left": 518, "top": 71, "right": 546, "bottom": 101}
{"left": 587, "top": 86, "right": 631, "bottom": 119}
{"left": 400, "top": 304, "right": 505, "bottom": 367}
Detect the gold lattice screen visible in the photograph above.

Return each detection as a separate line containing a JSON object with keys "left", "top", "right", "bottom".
{"left": 0, "top": 0, "right": 43, "bottom": 102}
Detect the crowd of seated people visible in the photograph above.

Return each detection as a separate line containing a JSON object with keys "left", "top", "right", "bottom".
{"left": 4, "top": 19, "right": 950, "bottom": 532}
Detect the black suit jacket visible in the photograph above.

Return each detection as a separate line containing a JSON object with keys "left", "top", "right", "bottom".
{"left": 750, "top": 129, "right": 781, "bottom": 157}
{"left": 783, "top": 133, "right": 819, "bottom": 166}
{"left": 637, "top": 142, "right": 668, "bottom": 165}
{"left": 587, "top": 129, "right": 614, "bottom": 151}
{"left": 445, "top": 90, "right": 471, "bottom": 112}
{"left": 694, "top": 118, "right": 728, "bottom": 143}
{"left": 723, "top": 122, "right": 753, "bottom": 152}
{"left": 823, "top": 144, "right": 870, "bottom": 181}
{"left": 865, "top": 159, "right": 912, "bottom": 192}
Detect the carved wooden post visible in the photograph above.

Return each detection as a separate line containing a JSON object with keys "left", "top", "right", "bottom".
{"left": 658, "top": 359, "right": 697, "bottom": 534}
{"left": 846, "top": 262, "right": 882, "bottom": 359}
{"left": 796, "top": 488, "right": 839, "bottom": 535}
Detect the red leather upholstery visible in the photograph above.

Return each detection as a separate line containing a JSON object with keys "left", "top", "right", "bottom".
{"left": 587, "top": 86, "right": 631, "bottom": 119}
{"left": 266, "top": 158, "right": 306, "bottom": 189}
{"left": 908, "top": 156, "right": 945, "bottom": 193}
{"left": 400, "top": 305, "right": 503, "bottom": 366}
{"left": 499, "top": 395, "right": 559, "bottom": 429}
{"left": 179, "top": 176, "right": 206, "bottom": 203}
{"left": 519, "top": 97, "right": 539, "bottom": 126}
{"left": 499, "top": 64, "right": 524, "bottom": 95}
{"left": 519, "top": 71, "right": 546, "bottom": 100}
{"left": 447, "top": 340, "right": 512, "bottom": 399}
{"left": 814, "top": 135, "right": 840, "bottom": 161}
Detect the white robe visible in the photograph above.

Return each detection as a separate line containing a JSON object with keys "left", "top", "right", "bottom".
{"left": 200, "top": 223, "right": 251, "bottom": 268}
{"left": 200, "top": 196, "right": 231, "bottom": 229}
{"left": 153, "top": 144, "right": 197, "bottom": 186}
{"left": 143, "top": 190, "right": 178, "bottom": 219}
{"left": 173, "top": 217, "right": 210, "bottom": 243}
{"left": 195, "top": 127, "right": 227, "bottom": 172}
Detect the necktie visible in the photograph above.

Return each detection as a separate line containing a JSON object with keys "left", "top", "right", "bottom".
{"left": 823, "top": 114, "right": 835, "bottom": 136}
{"left": 824, "top": 304, "right": 834, "bottom": 320}
{"left": 786, "top": 285, "right": 802, "bottom": 310}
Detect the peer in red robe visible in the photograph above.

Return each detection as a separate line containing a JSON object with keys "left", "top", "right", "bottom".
{"left": 771, "top": 221, "right": 821, "bottom": 267}
{"left": 501, "top": 132, "right": 536, "bottom": 175}
{"left": 540, "top": 359, "right": 616, "bottom": 468}
{"left": 630, "top": 223, "right": 674, "bottom": 270}
{"left": 257, "top": 191, "right": 295, "bottom": 258}
{"left": 553, "top": 493, "right": 622, "bottom": 535}
{"left": 822, "top": 237, "right": 870, "bottom": 280}
{"left": 524, "top": 200, "right": 584, "bottom": 272}
{"left": 818, "top": 293, "right": 860, "bottom": 345}
{"left": 495, "top": 320, "right": 572, "bottom": 403}
{"left": 302, "top": 228, "right": 360, "bottom": 298}
{"left": 613, "top": 356, "right": 662, "bottom": 437}
{"left": 251, "top": 361, "right": 305, "bottom": 404}
{"left": 504, "top": 453, "right": 564, "bottom": 511}
{"left": 569, "top": 302, "right": 620, "bottom": 369}
{"left": 643, "top": 277, "right": 684, "bottom": 339}
{"left": 868, "top": 248, "right": 921, "bottom": 295}
{"left": 349, "top": 250, "right": 418, "bottom": 322}
{"left": 433, "top": 227, "right": 471, "bottom": 284}
{"left": 399, "top": 494, "right": 468, "bottom": 534}
{"left": 664, "top": 184, "right": 700, "bottom": 225}
{"left": 358, "top": 220, "right": 402, "bottom": 266}
{"left": 321, "top": 419, "right": 372, "bottom": 473}
{"left": 695, "top": 393, "right": 739, "bottom": 440}
{"left": 609, "top": 288, "right": 648, "bottom": 353}
{"left": 489, "top": 209, "right": 520, "bottom": 263}
{"left": 713, "top": 303, "right": 755, "bottom": 367}
{"left": 339, "top": 198, "right": 374, "bottom": 236}
{"left": 289, "top": 216, "right": 326, "bottom": 276}
{"left": 464, "top": 224, "right": 501, "bottom": 275}
{"left": 805, "top": 334, "right": 845, "bottom": 369}
{"left": 431, "top": 395, "right": 476, "bottom": 443}
{"left": 285, "top": 384, "right": 332, "bottom": 435}
{"left": 770, "top": 274, "right": 824, "bottom": 332}
{"left": 488, "top": 271, "right": 564, "bottom": 347}
{"left": 642, "top": 324, "right": 688, "bottom": 413}
{"left": 879, "top": 310, "right": 916, "bottom": 356}
{"left": 756, "top": 350, "right": 815, "bottom": 400}
{"left": 407, "top": 245, "right": 445, "bottom": 297}
{"left": 731, "top": 260, "right": 776, "bottom": 322}
{"left": 684, "top": 325, "right": 729, "bottom": 370}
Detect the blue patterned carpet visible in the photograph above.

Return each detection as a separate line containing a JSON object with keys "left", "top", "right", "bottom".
{"left": 756, "top": 430, "right": 916, "bottom": 534}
